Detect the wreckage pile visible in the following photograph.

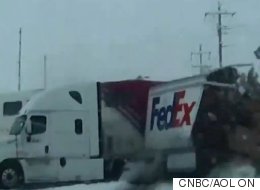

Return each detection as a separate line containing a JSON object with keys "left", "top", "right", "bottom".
{"left": 191, "top": 66, "right": 260, "bottom": 175}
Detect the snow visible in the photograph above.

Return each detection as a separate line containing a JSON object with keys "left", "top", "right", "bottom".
{"left": 120, "top": 158, "right": 163, "bottom": 184}
{"left": 208, "top": 159, "right": 257, "bottom": 178}
{"left": 40, "top": 160, "right": 257, "bottom": 190}
{"left": 149, "top": 183, "right": 172, "bottom": 190}
{"left": 41, "top": 181, "right": 132, "bottom": 190}
{"left": 40, "top": 182, "right": 172, "bottom": 190}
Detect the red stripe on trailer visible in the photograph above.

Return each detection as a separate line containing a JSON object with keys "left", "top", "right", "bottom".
{"left": 101, "top": 80, "right": 166, "bottom": 135}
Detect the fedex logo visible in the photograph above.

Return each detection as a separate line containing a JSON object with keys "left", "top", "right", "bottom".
{"left": 150, "top": 90, "right": 196, "bottom": 131}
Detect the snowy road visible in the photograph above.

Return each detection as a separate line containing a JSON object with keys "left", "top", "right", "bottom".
{"left": 10, "top": 159, "right": 258, "bottom": 190}
{"left": 39, "top": 182, "right": 172, "bottom": 190}
{"left": 37, "top": 160, "right": 258, "bottom": 190}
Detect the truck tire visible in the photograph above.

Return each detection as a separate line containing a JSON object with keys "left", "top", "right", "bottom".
{"left": 104, "top": 159, "right": 125, "bottom": 180}
{"left": 111, "top": 159, "right": 125, "bottom": 179}
{"left": 0, "top": 163, "right": 23, "bottom": 189}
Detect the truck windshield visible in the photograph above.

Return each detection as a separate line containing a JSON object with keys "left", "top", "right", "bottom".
{"left": 9, "top": 115, "right": 27, "bottom": 135}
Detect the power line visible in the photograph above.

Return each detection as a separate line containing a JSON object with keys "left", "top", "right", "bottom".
{"left": 205, "top": 1, "right": 236, "bottom": 68}
{"left": 191, "top": 44, "right": 211, "bottom": 74}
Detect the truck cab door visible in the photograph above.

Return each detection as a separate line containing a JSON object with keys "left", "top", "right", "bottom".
{"left": 18, "top": 113, "right": 58, "bottom": 182}
{"left": 21, "top": 114, "right": 48, "bottom": 157}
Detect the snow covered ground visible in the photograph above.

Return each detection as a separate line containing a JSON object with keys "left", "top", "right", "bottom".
{"left": 37, "top": 160, "right": 257, "bottom": 190}
{"left": 40, "top": 181, "right": 172, "bottom": 190}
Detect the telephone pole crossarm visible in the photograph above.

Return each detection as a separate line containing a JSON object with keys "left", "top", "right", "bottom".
{"left": 205, "top": 11, "right": 236, "bottom": 17}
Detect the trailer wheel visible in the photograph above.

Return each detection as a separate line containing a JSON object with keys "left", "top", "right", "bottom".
{"left": 0, "top": 162, "right": 23, "bottom": 189}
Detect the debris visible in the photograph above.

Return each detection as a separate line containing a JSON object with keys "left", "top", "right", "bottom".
{"left": 192, "top": 65, "right": 260, "bottom": 171}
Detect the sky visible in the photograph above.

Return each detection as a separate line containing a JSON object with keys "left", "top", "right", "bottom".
{"left": 0, "top": 0, "right": 259, "bottom": 92}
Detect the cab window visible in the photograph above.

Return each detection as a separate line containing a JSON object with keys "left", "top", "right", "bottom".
{"left": 30, "top": 115, "right": 47, "bottom": 135}
{"left": 3, "top": 101, "right": 22, "bottom": 116}
{"left": 69, "top": 91, "right": 82, "bottom": 104}
{"left": 75, "top": 119, "right": 83, "bottom": 135}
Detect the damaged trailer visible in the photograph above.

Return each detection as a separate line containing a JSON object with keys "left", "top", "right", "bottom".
{"left": 146, "top": 64, "right": 260, "bottom": 177}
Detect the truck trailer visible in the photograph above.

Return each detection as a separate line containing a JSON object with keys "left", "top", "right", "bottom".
{"left": 0, "top": 66, "right": 259, "bottom": 188}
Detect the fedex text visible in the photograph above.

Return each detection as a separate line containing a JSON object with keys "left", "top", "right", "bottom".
{"left": 150, "top": 90, "right": 196, "bottom": 131}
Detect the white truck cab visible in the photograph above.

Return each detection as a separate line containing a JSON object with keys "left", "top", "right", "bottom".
{"left": 1, "top": 83, "right": 103, "bottom": 189}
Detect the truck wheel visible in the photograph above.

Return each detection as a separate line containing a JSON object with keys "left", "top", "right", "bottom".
{"left": 0, "top": 164, "right": 23, "bottom": 189}
{"left": 104, "top": 159, "right": 125, "bottom": 180}
{"left": 111, "top": 159, "right": 125, "bottom": 180}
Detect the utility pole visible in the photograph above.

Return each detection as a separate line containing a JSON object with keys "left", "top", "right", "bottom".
{"left": 191, "top": 44, "right": 211, "bottom": 74}
{"left": 44, "top": 55, "right": 47, "bottom": 89}
{"left": 18, "top": 27, "right": 22, "bottom": 91}
{"left": 205, "top": 1, "right": 235, "bottom": 68}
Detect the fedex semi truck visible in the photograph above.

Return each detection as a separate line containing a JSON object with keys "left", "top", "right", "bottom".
{"left": 0, "top": 66, "right": 257, "bottom": 188}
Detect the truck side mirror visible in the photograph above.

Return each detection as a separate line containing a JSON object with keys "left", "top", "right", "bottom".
{"left": 25, "top": 121, "right": 32, "bottom": 142}
{"left": 25, "top": 120, "right": 32, "bottom": 135}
